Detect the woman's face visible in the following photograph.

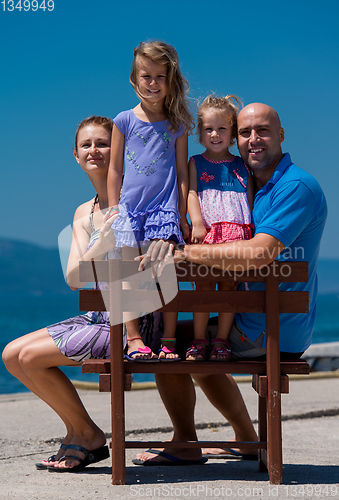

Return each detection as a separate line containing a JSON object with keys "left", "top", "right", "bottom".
{"left": 74, "top": 124, "right": 111, "bottom": 173}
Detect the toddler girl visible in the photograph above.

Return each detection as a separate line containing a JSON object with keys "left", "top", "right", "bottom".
{"left": 187, "top": 95, "right": 253, "bottom": 361}
{"left": 107, "top": 41, "right": 194, "bottom": 361}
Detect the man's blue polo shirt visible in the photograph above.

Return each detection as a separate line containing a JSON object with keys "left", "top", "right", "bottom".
{"left": 235, "top": 153, "right": 327, "bottom": 353}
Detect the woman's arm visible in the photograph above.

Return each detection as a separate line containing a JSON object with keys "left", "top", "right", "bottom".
{"left": 107, "top": 124, "right": 125, "bottom": 214}
{"left": 175, "top": 132, "right": 189, "bottom": 240}
{"left": 188, "top": 158, "right": 207, "bottom": 244}
{"left": 66, "top": 203, "right": 117, "bottom": 290}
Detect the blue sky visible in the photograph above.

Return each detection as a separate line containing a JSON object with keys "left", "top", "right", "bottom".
{"left": 1, "top": 0, "right": 338, "bottom": 258}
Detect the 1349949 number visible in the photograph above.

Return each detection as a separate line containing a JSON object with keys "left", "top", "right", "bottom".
{"left": 1, "top": 0, "right": 54, "bottom": 11}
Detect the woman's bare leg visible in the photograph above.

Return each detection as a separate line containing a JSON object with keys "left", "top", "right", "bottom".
{"left": 4, "top": 331, "right": 106, "bottom": 468}
{"left": 2, "top": 329, "right": 75, "bottom": 459}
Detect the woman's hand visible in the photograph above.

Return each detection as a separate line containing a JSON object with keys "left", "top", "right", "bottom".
{"left": 96, "top": 213, "right": 118, "bottom": 254}
{"left": 103, "top": 208, "right": 118, "bottom": 223}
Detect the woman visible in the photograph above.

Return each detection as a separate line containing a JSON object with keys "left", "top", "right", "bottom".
{"left": 2, "top": 116, "right": 161, "bottom": 472}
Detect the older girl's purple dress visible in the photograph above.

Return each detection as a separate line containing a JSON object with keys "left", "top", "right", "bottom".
{"left": 112, "top": 109, "right": 185, "bottom": 247}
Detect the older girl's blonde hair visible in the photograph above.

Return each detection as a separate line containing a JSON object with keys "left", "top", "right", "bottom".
{"left": 197, "top": 95, "right": 242, "bottom": 145}
{"left": 130, "top": 40, "right": 194, "bottom": 133}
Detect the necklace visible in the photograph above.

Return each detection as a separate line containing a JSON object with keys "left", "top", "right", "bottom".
{"left": 91, "top": 194, "right": 99, "bottom": 214}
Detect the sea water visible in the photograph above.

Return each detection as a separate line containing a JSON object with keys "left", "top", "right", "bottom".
{"left": 0, "top": 292, "right": 339, "bottom": 395}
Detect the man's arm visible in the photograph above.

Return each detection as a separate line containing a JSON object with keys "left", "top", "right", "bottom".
{"left": 183, "top": 233, "right": 285, "bottom": 271}
{"left": 136, "top": 233, "right": 284, "bottom": 273}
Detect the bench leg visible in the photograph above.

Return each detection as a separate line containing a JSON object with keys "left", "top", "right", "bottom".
{"left": 110, "top": 324, "right": 126, "bottom": 485}
{"left": 267, "top": 389, "right": 283, "bottom": 484}
{"left": 258, "top": 395, "right": 268, "bottom": 472}
{"left": 265, "top": 270, "right": 283, "bottom": 485}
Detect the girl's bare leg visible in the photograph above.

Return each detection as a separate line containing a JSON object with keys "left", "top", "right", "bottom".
{"left": 123, "top": 275, "right": 156, "bottom": 360}
{"left": 188, "top": 282, "right": 213, "bottom": 360}
{"left": 124, "top": 317, "right": 157, "bottom": 360}
{"left": 159, "top": 312, "right": 179, "bottom": 359}
{"left": 209, "top": 281, "right": 237, "bottom": 360}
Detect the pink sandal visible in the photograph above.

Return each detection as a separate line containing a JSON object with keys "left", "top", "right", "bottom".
{"left": 124, "top": 337, "right": 159, "bottom": 362}
{"left": 158, "top": 346, "right": 181, "bottom": 362}
{"left": 209, "top": 338, "right": 232, "bottom": 361}
{"left": 186, "top": 339, "right": 209, "bottom": 361}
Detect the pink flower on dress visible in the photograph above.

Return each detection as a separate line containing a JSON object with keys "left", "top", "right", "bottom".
{"left": 232, "top": 169, "right": 246, "bottom": 188}
{"left": 200, "top": 172, "right": 215, "bottom": 183}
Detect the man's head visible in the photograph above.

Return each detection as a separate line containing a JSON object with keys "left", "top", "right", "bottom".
{"left": 237, "top": 103, "right": 284, "bottom": 185}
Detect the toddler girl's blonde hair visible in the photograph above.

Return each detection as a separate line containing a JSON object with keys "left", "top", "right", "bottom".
{"left": 197, "top": 95, "right": 242, "bottom": 146}
{"left": 130, "top": 40, "right": 194, "bottom": 133}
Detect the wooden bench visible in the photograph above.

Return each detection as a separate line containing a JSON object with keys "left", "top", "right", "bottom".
{"left": 80, "top": 259, "right": 310, "bottom": 485}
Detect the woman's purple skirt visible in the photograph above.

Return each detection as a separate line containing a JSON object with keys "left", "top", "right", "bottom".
{"left": 48, "top": 311, "right": 163, "bottom": 362}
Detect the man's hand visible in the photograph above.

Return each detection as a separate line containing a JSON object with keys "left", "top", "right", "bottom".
{"left": 135, "top": 239, "right": 177, "bottom": 277}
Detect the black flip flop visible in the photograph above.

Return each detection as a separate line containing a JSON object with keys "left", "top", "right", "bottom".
{"left": 35, "top": 443, "right": 67, "bottom": 470}
{"left": 48, "top": 444, "right": 109, "bottom": 473}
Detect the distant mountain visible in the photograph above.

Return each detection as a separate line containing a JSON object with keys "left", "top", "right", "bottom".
{"left": 0, "top": 238, "right": 71, "bottom": 294}
{"left": 0, "top": 237, "right": 338, "bottom": 295}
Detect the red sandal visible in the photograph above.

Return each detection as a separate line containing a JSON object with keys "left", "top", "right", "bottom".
{"left": 185, "top": 339, "right": 209, "bottom": 361}
{"left": 209, "top": 338, "right": 232, "bottom": 361}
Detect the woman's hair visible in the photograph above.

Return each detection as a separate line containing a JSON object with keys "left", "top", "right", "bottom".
{"left": 197, "top": 95, "right": 242, "bottom": 145}
{"left": 130, "top": 40, "right": 194, "bottom": 133}
{"left": 74, "top": 116, "right": 113, "bottom": 152}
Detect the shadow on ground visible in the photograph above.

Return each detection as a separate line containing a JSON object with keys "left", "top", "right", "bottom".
{"left": 72, "top": 461, "right": 339, "bottom": 486}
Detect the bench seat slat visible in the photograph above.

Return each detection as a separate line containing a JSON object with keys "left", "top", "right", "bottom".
{"left": 82, "top": 358, "right": 310, "bottom": 375}
{"left": 79, "top": 289, "right": 309, "bottom": 314}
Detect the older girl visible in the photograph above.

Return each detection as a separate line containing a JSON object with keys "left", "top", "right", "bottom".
{"left": 107, "top": 41, "right": 194, "bottom": 361}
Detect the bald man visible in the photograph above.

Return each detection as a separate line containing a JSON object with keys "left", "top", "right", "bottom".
{"left": 134, "top": 103, "right": 327, "bottom": 465}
